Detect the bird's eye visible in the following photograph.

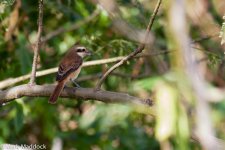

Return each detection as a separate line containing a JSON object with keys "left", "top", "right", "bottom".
{"left": 77, "top": 48, "right": 85, "bottom": 52}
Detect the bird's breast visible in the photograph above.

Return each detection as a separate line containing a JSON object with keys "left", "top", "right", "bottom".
{"left": 66, "top": 66, "right": 82, "bottom": 81}
{"left": 72, "top": 66, "right": 82, "bottom": 79}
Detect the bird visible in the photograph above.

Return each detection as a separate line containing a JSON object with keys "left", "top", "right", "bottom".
{"left": 48, "top": 44, "right": 91, "bottom": 104}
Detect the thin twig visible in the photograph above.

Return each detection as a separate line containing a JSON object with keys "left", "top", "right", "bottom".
{"left": 42, "top": 8, "right": 100, "bottom": 42}
{"left": 0, "top": 56, "right": 125, "bottom": 89}
{"left": 0, "top": 84, "right": 153, "bottom": 107}
{"left": 95, "top": 0, "right": 162, "bottom": 90}
{"left": 29, "top": 0, "right": 44, "bottom": 85}
{"left": 0, "top": 51, "right": 170, "bottom": 90}
{"left": 191, "top": 34, "right": 219, "bottom": 44}
{"left": 76, "top": 72, "right": 151, "bottom": 82}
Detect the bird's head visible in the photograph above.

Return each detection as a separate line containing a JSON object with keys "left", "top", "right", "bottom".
{"left": 74, "top": 45, "right": 92, "bottom": 58}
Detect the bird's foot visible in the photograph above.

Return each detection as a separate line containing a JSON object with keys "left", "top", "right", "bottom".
{"left": 70, "top": 79, "right": 81, "bottom": 88}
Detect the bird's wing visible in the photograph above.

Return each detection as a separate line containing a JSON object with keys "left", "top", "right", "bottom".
{"left": 56, "top": 56, "right": 82, "bottom": 81}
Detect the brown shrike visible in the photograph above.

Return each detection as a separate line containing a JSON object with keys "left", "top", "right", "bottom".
{"left": 48, "top": 44, "right": 91, "bottom": 104}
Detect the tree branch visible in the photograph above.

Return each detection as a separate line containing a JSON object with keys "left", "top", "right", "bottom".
{"left": 29, "top": 0, "right": 44, "bottom": 85}
{"left": 0, "top": 51, "right": 170, "bottom": 90}
{"left": 191, "top": 34, "right": 219, "bottom": 44}
{"left": 95, "top": 0, "right": 162, "bottom": 90}
{"left": 76, "top": 71, "right": 151, "bottom": 82}
{"left": 0, "top": 56, "right": 124, "bottom": 89}
{"left": 0, "top": 84, "right": 153, "bottom": 107}
{"left": 42, "top": 8, "right": 100, "bottom": 42}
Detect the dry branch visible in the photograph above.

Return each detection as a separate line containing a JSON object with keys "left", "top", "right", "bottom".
{"left": 0, "top": 84, "right": 153, "bottom": 107}
{"left": 0, "top": 56, "right": 124, "bottom": 89}
{"left": 0, "top": 52, "right": 170, "bottom": 90}
{"left": 76, "top": 72, "right": 151, "bottom": 82}
{"left": 95, "top": 0, "right": 162, "bottom": 90}
{"left": 29, "top": 0, "right": 44, "bottom": 85}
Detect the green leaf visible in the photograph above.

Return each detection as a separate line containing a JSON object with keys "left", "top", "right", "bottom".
{"left": 75, "top": 0, "right": 89, "bottom": 17}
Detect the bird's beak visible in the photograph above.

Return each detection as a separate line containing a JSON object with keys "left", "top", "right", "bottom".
{"left": 86, "top": 50, "right": 92, "bottom": 56}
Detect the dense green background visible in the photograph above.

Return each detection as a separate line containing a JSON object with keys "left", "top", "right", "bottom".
{"left": 0, "top": 0, "right": 224, "bottom": 149}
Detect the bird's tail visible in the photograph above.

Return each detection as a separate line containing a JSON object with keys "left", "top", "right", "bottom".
{"left": 48, "top": 80, "right": 66, "bottom": 104}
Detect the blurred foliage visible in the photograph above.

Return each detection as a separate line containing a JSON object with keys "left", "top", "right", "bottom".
{"left": 0, "top": 0, "right": 15, "bottom": 6}
{"left": 219, "top": 15, "right": 225, "bottom": 45}
{"left": 0, "top": 0, "right": 225, "bottom": 150}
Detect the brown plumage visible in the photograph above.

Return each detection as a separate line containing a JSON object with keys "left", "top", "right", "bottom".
{"left": 48, "top": 44, "right": 91, "bottom": 104}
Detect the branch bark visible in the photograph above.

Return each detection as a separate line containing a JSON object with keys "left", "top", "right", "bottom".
{"left": 0, "top": 84, "right": 153, "bottom": 107}
{"left": 0, "top": 56, "right": 124, "bottom": 90}
{"left": 0, "top": 52, "right": 170, "bottom": 90}
{"left": 95, "top": 0, "right": 162, "bottom": 90}
{"left": 76, "top": 72, "right": 151, "bottom": 82}
{"left": 29, "top": 0, "right": 44, "bottom": 85}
